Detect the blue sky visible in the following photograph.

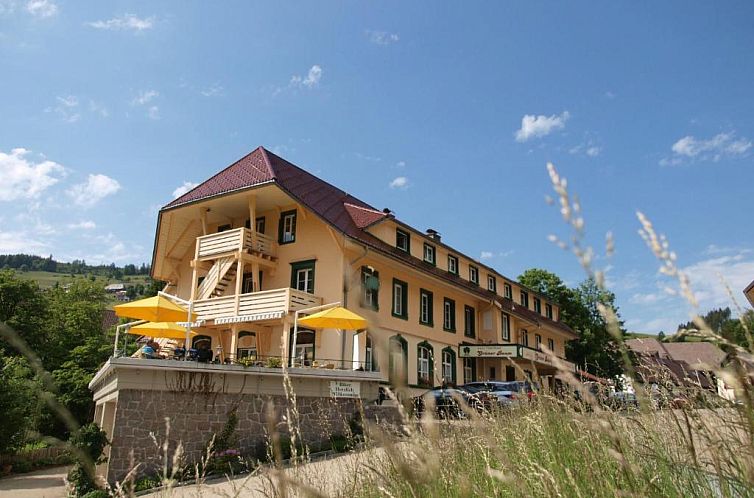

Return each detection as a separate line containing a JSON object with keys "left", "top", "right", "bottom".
{"left": 1, "top": 1, "right": 753, "bottom": 333}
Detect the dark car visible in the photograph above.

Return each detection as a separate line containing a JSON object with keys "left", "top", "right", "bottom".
{"left": 412, "top": 387, "right": 491, "bottom": 418}
{"left": 500, "top": 380, "right": 539, "bottom": 400}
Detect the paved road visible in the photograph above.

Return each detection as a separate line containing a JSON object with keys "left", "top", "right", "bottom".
{"left": 0, "top": 466, "right": 69, "bottom": 498}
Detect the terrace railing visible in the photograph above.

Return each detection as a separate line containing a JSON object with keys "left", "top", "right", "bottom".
{"left": 196, "top": 228, "right": 277, "bottom": 259}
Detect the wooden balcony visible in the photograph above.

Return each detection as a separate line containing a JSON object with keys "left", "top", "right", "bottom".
{"left": 193, "top": 287, "right": 323, "bottom": 323}
{"left": 196, "top": 228, "right": 277, "bottom": 260}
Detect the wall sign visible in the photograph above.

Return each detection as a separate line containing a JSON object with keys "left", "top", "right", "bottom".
{"left": 459, "top": 345, "right": 518, "bottom": 358}
{"left": 330, "top": 380, "right": 361, "bottom": 398}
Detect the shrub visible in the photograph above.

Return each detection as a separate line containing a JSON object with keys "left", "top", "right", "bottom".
{"left": 265, "top": 357, "right": 282, "bottom": 368}
{"left": 66, "top": 423, "right": 109, "bottom": 497}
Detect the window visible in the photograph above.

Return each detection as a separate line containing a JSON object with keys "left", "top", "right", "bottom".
{"left": 419, "top": 289, "right": 433, "bottom": 326}
{"left": 242, "top": 272, "right": 262, "bottom": 293}
{"left": 464, "top": 305, "right": 475, "bottom": 338}
{"left": 396, "top": 228, "right": 410, "bottom": 253}
{"left": 443, "top": 298, "right": 456, "bottom": 332}
{"left": 487, "top": 275, "right": 496, "bottom": 292}
{"left": 365, "top": 334, "right": 375, "bottom": 372}
{"left": 490, "top": 366, "right": 496, "bottom": 380}
{"left": 447, "top": 255, "right": 459, "bottom": 275}
{"left": 504, "top": 283, "right": 512, "bottom": 299}
{"left": 520, "top": 290, "right": 529, "bottom": 308}
{"left": 545, "top": 303, "right": 553, "bottom": 319}
{"left": 290, "top": 328, "right": 315, "bottom": 366}
{"left": 423, "top": 243, "right": 436, "bottom": 265}
{"left": 417, "top": 342, "right": 433, "bottom": 387}
{"left": 469, "top": 265, "right": 479, "bottom": 284}
{"left": 521, "top": 329, "right": 529, "bottom": 347}
{"left": 217, "top": 223, "right": 232, "bottom": 232}
{"left": 290, "top": 260, "right": 315, "bottom": 294}
{"left": 463, "top": 357, "right": 475, "bottom": 383}
{"left": 442, "top": 348, "right": 456, "bottom": 385}
{"left": 256, "top": 217, "right": 266, "bottom": 234}
{"left": 392, "top": 279, "right": 408, "bottom": 319}
{"left": 547, "top": 338, "right": 555, "bottom": 353}
{"left": 389, "top": 335, "right": 408, "bottom": 384}
{"left": 236, "top": 331, "right": 257, "bottom": 361}
{"left": 278, "top": 210, "right": 297, "bottom": 244}
{"left": 361, "top": 266, "right": 379, "bottom": 310}
{"left": 535, "top": 333, "right": 542, "bottom": 351}
{"left": 502, "top": 312, "right": 511, "bottom": 341}
{"left": 534, "top": 297, "right": 542, "bottom": 314}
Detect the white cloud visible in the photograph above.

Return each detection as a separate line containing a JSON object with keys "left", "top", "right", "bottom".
{"left": 479, "top": 250, "right": 514, "bottom": 261}
{"left": 0, "top": 230, "right": 49, "bottom": 254}
{"left": 366, "top": 30, "right": 399, "bottom": 45}
{"left": 172, "top": 181, "right": 198, "bottom": 199}
{"left": 604, "top": 91, "right": 616, "bottom": 99}
{"left": 67, "top": 174, "right": 121, "bottom": 208}
{"left": 0, "top": 148, "right": 66, "bottom": 201}
{"left": 0, "top": 1, "right": 16, "bottom": 17}
{"left": 585, "top": 146, "right": 601, "bottom": 157}
{"left": 682, "top": 252, "right": 754, "bottom": 310}
{"left": 515, "top": 111, "right": 570, "bottom": 142}
{"left": 569, "top": 141, "right": 601, "bottom": 157}
{"left": 130, "top": 89, "right": 158, "bottom": 106}
{"left": 26, "top": 0, "right": 56, "bottom": 18}
{"left": 88, "top": 100, "right": 109, "bottom": 117}
{"left": 87, "top": 14, "right": 154, "bottom": 31}
{"left": 67, "top": 220, "right": 96, "bottom": 230}
{"left": 45, "top": 95, "right": 81, "bottom": 123}
{"left": 396, "top": 161, "right": 406, "bottom": 168}
{"left": 480, "top": 251, "right": 494, "bottom": 260}
{"left": 147, "top": 105, "right": 160, "bottom": 120}
{"left": 663, "top": 132, "right": 752, "bottom": 165}
{"left": 290, "top": 65, "right": 323, "bottom": 89}
{"left": 389, "top": 176, "right": 409, "bottom": 189}
{"left": 200, "top": 83, "right": 225, "bottom": 97}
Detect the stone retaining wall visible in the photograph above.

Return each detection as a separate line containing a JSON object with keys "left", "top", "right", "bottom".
{"left": 108, "top": 388, "right": 359, "bottom": 483}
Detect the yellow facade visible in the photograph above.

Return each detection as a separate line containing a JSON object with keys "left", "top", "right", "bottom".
{"left": 151, "top": 154, "right": 576, "bottom": 392}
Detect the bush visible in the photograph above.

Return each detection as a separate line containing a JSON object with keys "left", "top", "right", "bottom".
{"left": 80, "top": 490, "right": 109, "bottom": 498}
{"left": 265, "top": 357, "right": 282, "bottom": 368}
{"left": 134, "top": 475, "right": 161, "bottom": 492}
{"left": 67, "top": 423, "right": 109, "bottom": 497}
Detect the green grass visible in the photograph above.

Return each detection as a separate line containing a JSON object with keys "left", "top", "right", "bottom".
{"left": 14, "top": 270, "right": 152, "bottom": 289}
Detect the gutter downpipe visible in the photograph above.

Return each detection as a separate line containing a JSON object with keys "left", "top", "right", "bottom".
{"left": 290, "top": 301, "right": 341, "bottom": 368}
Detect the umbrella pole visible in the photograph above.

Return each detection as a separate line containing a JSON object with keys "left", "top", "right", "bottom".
{"left": 291, "top": 309, "right": 300, "bottom": 368}
{"left": 184, "top": 300, "right": 193, "bottom": 361}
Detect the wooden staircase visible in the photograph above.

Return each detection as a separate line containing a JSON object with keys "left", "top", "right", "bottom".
{"left": 197, "top": 256, "right": 237, "bottom": 300}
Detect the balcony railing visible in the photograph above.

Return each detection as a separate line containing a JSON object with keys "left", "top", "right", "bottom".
{"left": 196, "top": 228, "right": 277, "bottom": 259}
{"left": 193, "top": 287, "right": 322, "bottom": 322}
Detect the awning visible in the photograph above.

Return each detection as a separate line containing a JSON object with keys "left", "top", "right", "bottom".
{"left": 127, "top": 322, "right": 198, "bottom": 340}
{"left": 297, "top": 306, "right": 368, "bottom": 330}
{"left": 114, "top": 295, "right": 196, "bottom": 323}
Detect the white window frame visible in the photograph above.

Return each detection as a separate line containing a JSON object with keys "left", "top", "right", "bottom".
{"left": 547, "top": 338, "right": 555, "bottom": 353}
{"left": 504, "top": 283, "right": 512, "bottom": 299}
{"left": 396, "top": 229, "right": 409, "bottom": 252}
{"left": 393, "top": 282, "right": 404, "bottom": 316}
{"left": 448, "top": 255, "right": 458, "bottom": 274}
{"left": 282, "top": 213, "right": 296, "bottom": 243}
{"left": 443, "top": 299, "right": 454, "bottom": 330}
{"left": 442, "top": 350, "right": 453, "bottom": 382}
{"left": 420, "top": 291, "right": 431, "bottom": 324}
{"left": 469, "top": 265, "right": 479, "bottom": 284}
{"left": 423, "top": 243, "right": 435, "bottom": 264}
{"left": 487, "top": 275, "right": 496, "bottom": 292}
{"left": 502, "top": 312, "right": 510, "bottom": 341}
{"left": 535, "top": 333, "right": 542, "bottom": 350}
{"left": 463, "top": 358, "right": 473, "bottom": 383}
{"left": 521, "top": 329, "right": 529, "bottom": 347}
{"left": 418, "top": 346, "right": 431, "bottom": 381}
{"left": 295, "top": 268, "right": 313, "bottom": 293}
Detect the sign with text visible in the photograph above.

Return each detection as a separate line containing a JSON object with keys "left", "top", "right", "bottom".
{"left": 459, "top": 345, "right": 518, "bottom": 358}
{"left": 520, "top": 348, "right": 553, "bottom": 364}
{"left": 330, "top": 380, "right": 361, "bottom": 398}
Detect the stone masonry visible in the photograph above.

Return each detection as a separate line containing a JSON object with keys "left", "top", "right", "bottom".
{"left": 108, "top": 388, "right": 359, "bottom": 483}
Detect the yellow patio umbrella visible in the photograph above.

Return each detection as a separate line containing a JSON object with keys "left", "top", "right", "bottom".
{"left": 126, "top": 321, "right": 198, "bottom": 340}
{"left": 297, "top": 306, "right": 368, "bottom": 330}
{"left": 114, "top": 295, "right": 196, "bottom": 323}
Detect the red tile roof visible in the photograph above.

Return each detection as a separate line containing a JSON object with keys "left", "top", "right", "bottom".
{"left": 160, "top": 146, "right": 575, "bottom": 337}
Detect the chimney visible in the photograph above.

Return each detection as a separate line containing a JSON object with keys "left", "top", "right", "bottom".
{"left": 426, "top": 228, "right": 441, "bottom": 242}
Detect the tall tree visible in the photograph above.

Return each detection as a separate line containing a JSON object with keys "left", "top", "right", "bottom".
{"left": 519, "top": 268, "right": 625, "bottom": 377}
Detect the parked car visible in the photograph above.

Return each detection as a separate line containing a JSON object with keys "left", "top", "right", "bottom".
{"left": 494, "top": 380, "right": 540, "bottom": 401}
{"left": 460, "top": 382, "right": 518, "bottom": 408}
{"left": 608, "top": 391, "right": 639, "bottom": 410}
{"left": 412, "top": 387, "right": 491, "bottom": 418}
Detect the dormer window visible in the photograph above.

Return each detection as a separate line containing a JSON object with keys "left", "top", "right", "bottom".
{"left": 396, "top": 228, "right": 410, "bottom": 253}
{"left": 423, "top": 243, "right": 436, "bottom": 265}
{"left": 545, "top": 303, "right": 553, "bottom": 319}
{"left": 534, "top": 297, "right": 542, "bottom": 314}
{"left": 520, "top": 291, "right": 529, "bottom": 308}
{"left": 487, "top": 275, "right": 496, "bottom": 293}
{"left": 448, "top": 255, "right": 459, "bottom": 275}
{"left": 469, "top": 265, "right": 479, "bottom": 285}
{"left": 504, "top": 283, "right": 512, "bottom": 299}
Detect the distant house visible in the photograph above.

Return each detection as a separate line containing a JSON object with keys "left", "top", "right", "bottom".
{"left": 625, "top": 337, "right": 723, "bottom": 394}
{"left": 105, "top": 283, "right": 125, "bottom": 293}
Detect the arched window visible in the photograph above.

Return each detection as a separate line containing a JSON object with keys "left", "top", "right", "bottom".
{"left": 441, "top": 347, "right": 456, "bottom": 386}
{"left": 388, "top": 335, "right": 408, "bottom": 385}
{"left": 417, "top": 341, "right": 434, "bottom": 388}
{"left": 237, "top": 331, "right": 257, "bottom": 360}
{"left": 192, "top": 335, "right": 212, "bottom": 349}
